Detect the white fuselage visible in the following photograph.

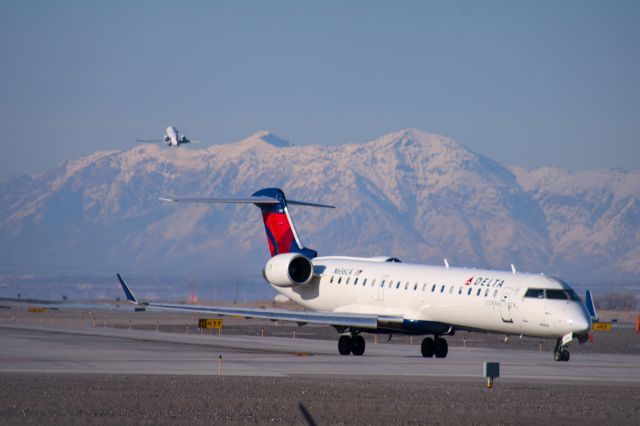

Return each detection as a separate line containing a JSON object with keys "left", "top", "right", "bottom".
{"left": 165, "top": 126, "right": 180, "bottom": 146}
{"left": 271, "top": 257, "right": 591, "bottom": 339}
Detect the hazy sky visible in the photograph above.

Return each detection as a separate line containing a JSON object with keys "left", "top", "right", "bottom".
{"left": 1, "top": 1, "right": 638, "bottom": 181}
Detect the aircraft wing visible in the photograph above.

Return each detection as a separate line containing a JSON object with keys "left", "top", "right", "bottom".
{"left": 135, "top": 138, "right": 164, "bottom": 143}
{"left": 116, "top": 273, "right": 380, "bottom": 329}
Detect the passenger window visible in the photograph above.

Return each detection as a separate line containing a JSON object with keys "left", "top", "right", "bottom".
{"left": 493, "top": 289, "right": 498, "bottom": 297}
{"left": 476, "top": 288, "right": 481, "bottom": 296}
{"left": 363, "top": 278, "right": 367, "bottom": 286}
{"left": 380, "top": 280, "right": 385, "bottom": 288}
{"left": 468, "top": 288, "right": 472, "bottom": 295}
{"left": 404, "top": 282, "right": 409, "bottom": 290}
{"left": 440, "top": 285, "right": 445, "bottom": 293}
{"left": 484, "top": 289, "right": 489, "bottom": 297}
{"left": 338, "top": 277, "right": 342, "bottom": 284}
{"left": 354, "top": 278, "right": 358, "bottom": 285}
{"left": 396, "top": 282, "right": 400, "bottom": 289}
{"left": 431, "top": 284, "right": 436, "bottom": 293}
{"left": 414, "top": 283, "right": 418, "bottom": 291}
{"left": 422, "top": 283, "right": 427, "bottom": 291}
{"left": 388, "top": 281, "right": 393, "bottom": 289}
{"left": 449, "top": 286, "right": 454, "bottom": 294}
{"left": 458, "top": 287, "right": 462, "bottom": 295}
{"left": 346, "top": 277, "right": 350, "bottom": 285}
{"left": 330, "top": 276, "right": 334, "bottom": 284}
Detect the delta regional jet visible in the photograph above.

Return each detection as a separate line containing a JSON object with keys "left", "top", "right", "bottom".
{"left": 118, "top": 188, "right": 594, "bottom": 362}
{"left": 136, "top": 126, "right": 199, "bottom": 147}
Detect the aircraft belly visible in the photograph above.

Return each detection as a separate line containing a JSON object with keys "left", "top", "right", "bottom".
{"left": 421, "top": 301, "right": 524, "bottom": 336}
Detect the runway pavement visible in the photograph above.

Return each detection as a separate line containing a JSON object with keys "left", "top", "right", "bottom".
{"left": 1, "top": 322, "right": 638, "bottom": 385}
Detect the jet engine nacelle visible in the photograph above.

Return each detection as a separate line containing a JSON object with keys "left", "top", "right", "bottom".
{"left": 263, "top": 253, "right": 313, "bottom": 288}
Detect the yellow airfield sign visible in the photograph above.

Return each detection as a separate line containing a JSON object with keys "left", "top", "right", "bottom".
{"left": 199, "top": 318, "right": 223, "bottom": 329}
{"left": 592, "top": 322, "right": 612, "bottom": 331}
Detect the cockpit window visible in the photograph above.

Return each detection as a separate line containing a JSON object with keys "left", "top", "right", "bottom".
{"left": 525, "top": 288, "right": 580, "bottom": 301}
{"left": 565, "top": 289, "right": 581, "bottom": 302}
{"left": 545, "top": 289, "right": 568, "bottom": 300}
{"left": 524, "top": 288, "right": 545, "bottom": 299}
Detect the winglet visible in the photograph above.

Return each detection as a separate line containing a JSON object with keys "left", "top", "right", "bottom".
{"left": 585, "top": 289, "right": 598, "bottom": 322}
{"left": 117, "top": 273, "right": 138, "bottom": 303}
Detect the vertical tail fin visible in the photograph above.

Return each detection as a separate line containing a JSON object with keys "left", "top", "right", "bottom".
{"left": 251, "top": 188, "right": 319, "bottom": 258}
{"left": 159, "top": 188, "right": 334, "bottom": 259}
{"left": 585, "top": 289, "right": 599, "bottom": 322}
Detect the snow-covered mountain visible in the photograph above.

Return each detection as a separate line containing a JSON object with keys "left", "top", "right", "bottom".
{"left": 1, "top": 129, "right": 638, "bottom": 286}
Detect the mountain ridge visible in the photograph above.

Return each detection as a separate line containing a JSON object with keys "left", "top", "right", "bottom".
{"left": 1, "top": 128, "right": 638, "bottom": 287}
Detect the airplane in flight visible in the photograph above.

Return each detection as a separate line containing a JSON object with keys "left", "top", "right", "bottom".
{"left": 118, "top": 188, "right": 593, "bottom": 362}
{"left": 136, "top": 126, "right": 199, "bottom": 147}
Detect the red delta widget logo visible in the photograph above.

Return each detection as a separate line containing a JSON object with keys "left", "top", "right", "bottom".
{"left": 464, "top": 277, "right": 505, "bottom": 288}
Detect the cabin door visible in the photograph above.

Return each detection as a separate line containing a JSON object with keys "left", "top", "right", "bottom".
{"left": 499, "top": 287, "right": 514, "bottom": 323}
{"left": 377, "top": 275, "right": 388, "bottom": 302}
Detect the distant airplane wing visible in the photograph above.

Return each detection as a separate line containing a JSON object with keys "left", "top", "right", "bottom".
{"left": 116, "top": 273, "right": 384, "bottom": 329}
{"left": 135, "top": 138, "right": 164, "bottom": 143}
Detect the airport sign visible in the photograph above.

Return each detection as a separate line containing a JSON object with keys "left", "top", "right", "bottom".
{"left": 592, "top": 322, "right": 612, "bottom": 331}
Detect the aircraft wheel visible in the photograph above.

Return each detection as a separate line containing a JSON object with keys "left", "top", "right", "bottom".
{"left": 338, "top": 335, "right": 353, "bottom": 355}
{"left": 434, "top": 337, "right": 448, "bottom": 358}
{"left": 421, "top": 337, "right": 435, "bottom": 357}
{"left": 554, "top": 347, "right": 570, "bottom": 362}
{"left": 352, "top": 335, "right": 366, "bottom": 356}
{"left": 554, "top": 349, "right": 562, "bottom": 362}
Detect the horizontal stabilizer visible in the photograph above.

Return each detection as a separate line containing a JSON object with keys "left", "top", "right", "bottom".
{"left": 159, "top": 196, "right": 279, "bottom": 204}
{"left": 287, "top": 199, "right": 335, "bottom": 209}
{"left": 159, "top": 188, "right": 333, "bottom": 258}
{"left": 159, "top": 196, "right": 334, "bottom": 209}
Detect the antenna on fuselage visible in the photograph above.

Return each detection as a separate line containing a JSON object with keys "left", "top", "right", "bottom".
{"left": 444, "top": 258, "right": 450, "bottom": 269}
{"left": 510, "top": 263, "right": 517, "bottom": 274}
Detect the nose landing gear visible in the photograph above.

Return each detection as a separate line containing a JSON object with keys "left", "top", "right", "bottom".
{"left": 553, "top": 338, "right": 571, "bottom": 362}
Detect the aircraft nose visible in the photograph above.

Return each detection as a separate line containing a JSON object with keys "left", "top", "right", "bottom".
{"left": 570, "top": 309, "right": 591, "bottom": 334}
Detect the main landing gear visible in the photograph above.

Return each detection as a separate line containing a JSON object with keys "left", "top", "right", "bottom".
{"left": 420, "top": 336, "right": 449, "bottom": 358}
{"left": 338, "top": 334, "right": 366, "bottom": 356}
{"left": 336, "top": 334, "right": 449, "bottom": 358}
{"left": 553, "top": 338, "right": 571, "bottom": 362}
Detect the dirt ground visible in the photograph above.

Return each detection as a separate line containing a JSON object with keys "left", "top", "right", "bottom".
{"left": 1, "top": 374, "right": 638, "bottom": 425}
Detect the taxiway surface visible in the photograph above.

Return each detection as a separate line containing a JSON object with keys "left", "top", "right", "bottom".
{"left": 1, "top": 323, "right": 638, "bottom": 385}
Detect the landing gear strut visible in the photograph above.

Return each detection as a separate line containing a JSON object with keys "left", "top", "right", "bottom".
{"left": 338, "top": 333, "right": 366, "bottom": 356}
{"left": 421, "top": 336, "right": 448, "bottom": 358}
{"left": 553, "top": 338, "right": 571, "bottom": 362}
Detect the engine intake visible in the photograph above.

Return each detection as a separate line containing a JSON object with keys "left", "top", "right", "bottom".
{"left": 263, "top": 253, "right": 313, "bottom": 287}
